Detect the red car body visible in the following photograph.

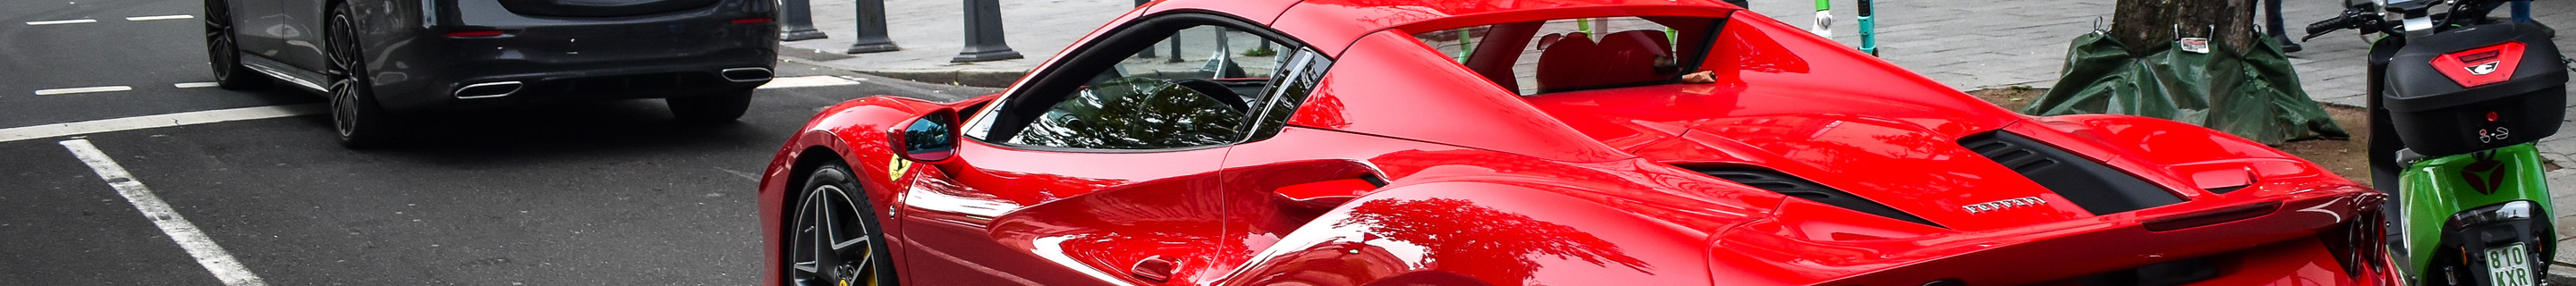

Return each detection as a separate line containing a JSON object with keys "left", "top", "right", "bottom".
{"left": 757, "top": 0, "right": 2402, "bottom": 285}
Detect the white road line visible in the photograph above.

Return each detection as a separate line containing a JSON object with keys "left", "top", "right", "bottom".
{"left": 125, "top": 14, "right": 194, "bottom": 21}
{"left": 0, "top": 104, "right": 324, "bottom": 143}
{"left": 59, "top": 139, "right": 270, "bottom": 286}
{"left": 25, "top": 19, "right": 97, "bottom": 25}
{"left": 174, "top": 82, "right": 220, "bottom": 88}
{"left": 757, "top": 75, "right": 861, "bottom": 89}
{"left": 35, "top": 86, "right": 132, "bottom": 96}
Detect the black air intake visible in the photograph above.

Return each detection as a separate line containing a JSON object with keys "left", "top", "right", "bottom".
{"left": 1697, "top": 167, "right": 1944, "bottom": 228}
{"left": 1960, "top": 131, "right": 2181, "bottom": 215}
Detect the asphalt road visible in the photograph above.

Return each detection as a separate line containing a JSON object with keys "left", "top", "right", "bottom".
{"left": 0, "top": 1, "right": 996, "bottom": 284}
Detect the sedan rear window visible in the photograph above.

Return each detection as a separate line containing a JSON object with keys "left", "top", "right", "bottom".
{"left": 1412, "top": 16, "right": 1721, "bottom": 96}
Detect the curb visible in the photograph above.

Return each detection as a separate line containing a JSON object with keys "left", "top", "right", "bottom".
{"left": 853, "top": 70, "right": 1028, "bottom": 88}
{"left": 2555, "top": 265, "right": 2576, "bottom": 286}
{"left": 777, "top": 46, "right": 1030, "bottom": 88}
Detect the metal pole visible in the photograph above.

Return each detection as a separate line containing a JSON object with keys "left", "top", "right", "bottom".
{"left": 1858, "top": 0, "right": 1875, "bottom": 55}
{"left": 845, "top": 0, "right": 899, "bottom": 54}
{"left": 778, "top": 0, "right": 826, "bottom": 41}
{"left": 1810, "top": 0, "right": 1833, "bottom": 38}
{"left": 953, "top": 0, "right": 1022, "bottom": 63}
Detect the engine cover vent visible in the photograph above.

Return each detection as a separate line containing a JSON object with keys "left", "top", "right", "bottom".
{"left": 1960, "top": 131, "right": 2182, "bottom": 215}
{"left": 1697, "top": 167, "right": 1944, "bottom": 228}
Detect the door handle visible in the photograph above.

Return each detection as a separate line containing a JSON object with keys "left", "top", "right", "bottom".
{"left": 1274, "top": 178, "right": 1382, "bottom": 209}
{"left": 1130, "top": 255, "right": 1174, "bottom": 282}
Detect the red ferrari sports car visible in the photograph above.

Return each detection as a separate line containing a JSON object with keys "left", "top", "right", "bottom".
{"left": 756, "top": 0, "right": 2401, "bottom": 285}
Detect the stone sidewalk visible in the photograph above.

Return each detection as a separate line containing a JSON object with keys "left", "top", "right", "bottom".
{"left": 772, "top": 0, "right": 2576, "bottom": 279}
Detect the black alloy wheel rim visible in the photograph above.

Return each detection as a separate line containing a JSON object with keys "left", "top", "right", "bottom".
{"left": 326, "top": 11, "right": 362, "bottom": 139}
{"left": 790, "top": 168, "right": 881, "bottom": 286}
{"left": 204, "top": 0, "right": 237, "bottom": 80}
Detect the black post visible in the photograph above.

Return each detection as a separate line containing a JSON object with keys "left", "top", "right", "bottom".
{"left": 845, "top": 0, "right": 899, "bottom": 54}
{"left": 953, "top": 0, "right": 1022, "bottom": 63}
{"left": 1134, "top": 0, "right": 1156, "bottom": 58}
{"left": 778, "top": 0, "right": 826, "bottom": 41}
{"left": 1165, "top": 29, "right": 1184, "bottom": 63}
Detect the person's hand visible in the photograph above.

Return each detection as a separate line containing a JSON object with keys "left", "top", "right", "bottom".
{"left": 1682, "top": 71, "right": 1716, "bottom": 83}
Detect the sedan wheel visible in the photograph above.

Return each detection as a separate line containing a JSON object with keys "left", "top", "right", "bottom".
{"left": 790, "top": 164, "right": 899, "bottom": 286}
{"left": 203, "top": 0, "right": 267, "bottom": 89}
{"left": 326, "top": 5, "right": 397, "bottom": 147}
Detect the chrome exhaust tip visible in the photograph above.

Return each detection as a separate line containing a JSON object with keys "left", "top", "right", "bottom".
{"left": 721, "top": 67, "right": 774, "bottom": 82}
{"left": 454, "top": 81, "right": 522, "bottom": 99}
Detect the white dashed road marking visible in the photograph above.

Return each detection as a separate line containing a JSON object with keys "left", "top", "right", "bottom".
{"left": 6, "top": 76, "right": 848, "bottom": 141}
{"left": 758, "top": 75, "right": 861, "bottom": 89}
{"left": 0, "top": 104, "right": 324, "bottom": 143}
{"left": 25, "top": 19, "right": 97, "bottom": 25}
{"left": 124, "top": 14, "right": 193, "bottom": 21}
{"left": 60, "top": 139, "right": 271, "bottom": 286}
{"left": 34, "top": 86, "right": 131, "bottom": 96}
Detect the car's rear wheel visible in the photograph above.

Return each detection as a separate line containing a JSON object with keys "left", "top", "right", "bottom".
{"left": 789, "top": 163, "right": 899, "bottom": 286}
{"left": 326, "top": 5, "right": 398, "bottom": 147}
{"left": 203, "top": 0, "right": 267, "bottom": 89}
{"left": 668, "top": 88, "right": 753, "bottom": 122}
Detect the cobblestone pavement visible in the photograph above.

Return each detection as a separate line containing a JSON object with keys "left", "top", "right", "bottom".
{"left": 775, "top": 0, "right": 2576, "bottom": 277}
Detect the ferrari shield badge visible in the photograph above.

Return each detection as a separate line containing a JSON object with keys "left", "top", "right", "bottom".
{"left": 887, "top": 156, "right": 914, "bottom": 181}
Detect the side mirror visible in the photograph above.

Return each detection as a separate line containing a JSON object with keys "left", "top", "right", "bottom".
{"left": 893, "top": 110, "right": 959, "bottom": 162}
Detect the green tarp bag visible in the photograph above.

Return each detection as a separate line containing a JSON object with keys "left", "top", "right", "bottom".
{"left": 2021, "top": 31, "right": 2349, "bottom": 145}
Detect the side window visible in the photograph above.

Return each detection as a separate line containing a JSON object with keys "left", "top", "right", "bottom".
{"left": 983, "top": 21, "right": 1320, "bottom": 150}
{"left": 1414, "top": 17, "right": 1719, "bottom": 96}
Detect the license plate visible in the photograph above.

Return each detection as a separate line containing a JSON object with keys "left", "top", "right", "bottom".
{"left": 2486, "top": 242, "right": 2534, "bottom": 286}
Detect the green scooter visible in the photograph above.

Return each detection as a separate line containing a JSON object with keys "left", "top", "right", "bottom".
{"left": 2307, "top": 0, "right": 2564, "bottom": 284}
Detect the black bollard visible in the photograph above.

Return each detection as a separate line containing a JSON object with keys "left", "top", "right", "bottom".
{"left": 778, "top": 0, "right": 826, "bottom": 41}
{"left": 845, "top": 0, "right": 899, "bottom": 54}
{"left": 953, "top": 0, "right": 1023, "bottom": 63}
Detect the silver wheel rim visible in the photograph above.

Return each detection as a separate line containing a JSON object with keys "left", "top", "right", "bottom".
{"left": 790, "top": 170, "right": 878, "bottom": 286}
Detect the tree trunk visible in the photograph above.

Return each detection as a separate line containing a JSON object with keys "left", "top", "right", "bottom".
{"left": 2110, "top": 0, "right": 2258, "bottom": 55}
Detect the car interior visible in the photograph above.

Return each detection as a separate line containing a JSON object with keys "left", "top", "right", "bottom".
{"left": 979, "top": 15, "right": 1320, "bottom": 150}
{"left": 1415, "top": 16, "right": 1725, "bottom": 96}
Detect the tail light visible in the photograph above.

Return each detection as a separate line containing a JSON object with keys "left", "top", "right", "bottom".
{"left": 2320, "top": 196, "right": 2390, "bottom": 280}
{"left": 730, "top": 17, "right": 774, "bottom": 24}
{"left": 2428, "top": 42, "right": 2527, "bottom": 88}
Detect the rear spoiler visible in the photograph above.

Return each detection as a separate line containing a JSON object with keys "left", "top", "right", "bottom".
{"left": 1712, "top": 189, "right": 2391, "bottom": 285}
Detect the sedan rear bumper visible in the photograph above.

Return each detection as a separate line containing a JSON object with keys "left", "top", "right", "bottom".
{"left": 363, "top": 0, "right": 777, "bottom": 111}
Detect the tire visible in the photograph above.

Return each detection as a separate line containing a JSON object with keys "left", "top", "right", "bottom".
{"left": 668, "top": 88, "right": 754, "bottom": 122}
{"left": 326, "top": 5, "right": 399, "bottom": 148}
{"left": 204, "top": 0, "right": 268, "bottom": 89}
{"left": 788, "top": 163, "right": 900, "bottom": 286}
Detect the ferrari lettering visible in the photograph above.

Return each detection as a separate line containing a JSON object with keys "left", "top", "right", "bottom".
{"left": 1963, "top": 196, "right": 2046, "bottom": 214}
